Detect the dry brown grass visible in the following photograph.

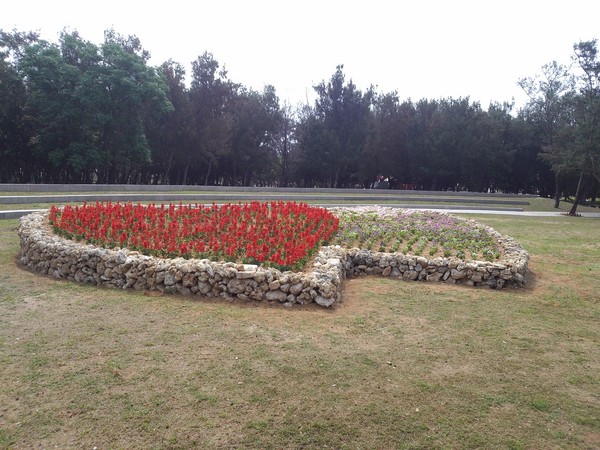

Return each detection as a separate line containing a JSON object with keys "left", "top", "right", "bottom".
{"left": 0, "top": 215, "right": 599, "bottom": 449}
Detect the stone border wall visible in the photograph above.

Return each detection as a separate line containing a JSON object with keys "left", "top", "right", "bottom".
{"left": 18, "top": 211, "right": 528, "bottom": 308}
{"left": 344, "top": 221, "right": 529, "bottom": 289}
{"left": 18, "top": 211, "right": 346, "bottom": 307}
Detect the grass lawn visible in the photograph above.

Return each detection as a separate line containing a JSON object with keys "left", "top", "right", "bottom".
{"left": 0, "top": 214, "right": 599, "bottom": 449}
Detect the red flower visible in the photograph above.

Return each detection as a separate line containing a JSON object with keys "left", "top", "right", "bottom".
{"left": 49, "top": 201, "right": 339, "bottom": 270}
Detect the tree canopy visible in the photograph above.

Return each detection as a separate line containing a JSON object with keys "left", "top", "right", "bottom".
{"left": 1, "top": 27, "right": 598, "bottom": 210}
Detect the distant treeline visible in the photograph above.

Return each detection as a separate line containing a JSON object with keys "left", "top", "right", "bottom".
{"left": 1, "top": 29, "right": 599, "bottom": 206}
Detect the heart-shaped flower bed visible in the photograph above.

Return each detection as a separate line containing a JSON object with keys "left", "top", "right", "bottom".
{"left": 48, "top": 201, "right": 339, "bottom": 271}
{"left": 21, "top": 204, "right": 528, "bottom": 308}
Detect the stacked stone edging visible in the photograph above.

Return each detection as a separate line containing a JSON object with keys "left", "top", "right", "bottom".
{"left": 17, "top": 211, "right": 528, "bottom": 308}
{"left": 18, "top": 211, "right": 346, "bottom": 307}
{"left": 344, "top": 220, "right": 529, "bottom": 289}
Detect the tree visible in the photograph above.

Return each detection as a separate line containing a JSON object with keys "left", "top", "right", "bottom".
{"left": 567, "top": 40, "right": 600, "bottom": 215}
{"left": 274, "top": 101, "right": 296, "bottom": 187}
{"left": 145, "top": 60, "right": 193, "bottom": 184}
{"left": 95, "top": 30, "right": 172, "bottom": 183}
{"left": 17, "top": 29, "right": 172, "bottom": 183}
{"left": 519, "top": 61, "right": 575, "bottom": 207}
{"left": 410, "top": 98, "right": 442, "bottom": 190}
{"left": 432, "top": 98, "right": 482, "bottom": 191}
{"left": 20, "top": 32, "right": 104, "bottom": 182}
{"left": 312, "top": 65, "right": 374, "bottom": 187}
{"left": 0, "top": 30, "right": 38, "bottom": 182}
{"left": 228, "top": 85, "right": 281, "bottom": 186}
{"left": 504, "top": 113, "right": 553, "bottom": 195}
{"left": 363, "top": 92, "right": 413, "bottom": 188}
{"left": 186, "top": 52, "right": 235, "bottom": 185}
{"left": 294, "top": 105, "right": 329, "bottom": 187}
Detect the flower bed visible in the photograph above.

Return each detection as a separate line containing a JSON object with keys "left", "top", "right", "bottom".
{"left": 49, "top": 201, "right": 338, "bottom": 271}
{"left": 331, "top": 207, "right": 501, "bottom": 260}
{"left": 328, "top": 206, "right": 528, "bottom": 288}
{"left": 18, "top": 204, "right": 529, "bottom": 308}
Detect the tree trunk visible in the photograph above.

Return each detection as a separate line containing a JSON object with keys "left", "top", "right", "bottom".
{"left": 281, "top": 120, "right": 289, "bottom": 187}
{"left": 163, "top": 150, "right": 174, "bottom": 185}
{"left": 553, "top": 174, "right": 561, "bottom": 209}
{"left": 108, "top": 162, "right": 118, "bottom": 184}
{"left": 568, "top": 169, "right": 586, "bottom": 216}
{"left": 204, "top": 158, "right": 212, "bottom": 185}
{"left": 181, "top": 154, "right": 192, "bottom": 185}
{"left": 333, "top": 166, "right": 341, "bottom": 188}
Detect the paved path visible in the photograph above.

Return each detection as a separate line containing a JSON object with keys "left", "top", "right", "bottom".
{"left": 331, "top": 206, "right": 600, "bottom": 218}
{"left": 422, "top": 208, "right": 600, "bottom": 217}
{"left": 2, "top": 206, "right": 599, "bottom": 220}
{"left": 0, "top": 209, "right": 47, "bottom": 220}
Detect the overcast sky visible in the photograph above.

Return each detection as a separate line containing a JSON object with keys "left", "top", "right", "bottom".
{"left": 3, "top": 0, "right": 599, "bottom": 110}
